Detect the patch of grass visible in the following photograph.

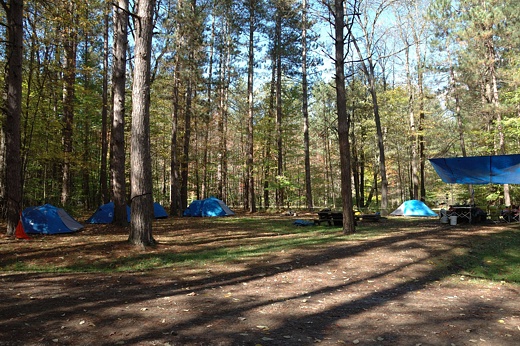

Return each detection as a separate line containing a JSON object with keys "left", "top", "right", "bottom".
{"left": 2, "top": 217, "right": 519, "bottom": 284}
{"left": 448, "top": 229, "right": 520, "bottom": 283}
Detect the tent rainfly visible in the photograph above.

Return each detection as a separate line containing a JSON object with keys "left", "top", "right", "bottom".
{"left": 87, "top": 202, "right": 168, "bottom": 224}
{"left": 429, "top": 154, "right": 520, "bottom": 185}
{"left": 22, "top": 204, "right": 84, "bottom": 234}
{"left": 183, "top": 197, "right": 235, "bottom": 217}
{"left": 86, "top": 202, "right": 131, "bottom": 223}
{"left": 153, "top": 202, "right": 168, "bottom": 218}
{"left": 390, "top": 200, "right": 438, "bottom": 217}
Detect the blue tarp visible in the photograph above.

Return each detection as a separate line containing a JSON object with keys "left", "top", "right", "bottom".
{"left": 183, "top": 197, "right": 235, "bottom": 217}
{"left": 22, "top": 204, "right": 84, "bottom": 234}
{"left": 293, "top": 219, "right": 315, "bottom": 226}
{"left": 429, "top": 154, "right": 520, "bottom": 184}
{"left": 390, "top": 200, "right": 438, "bottom": 217}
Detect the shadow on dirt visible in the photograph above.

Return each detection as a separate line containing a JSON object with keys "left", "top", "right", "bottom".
{"left": 1, "top": 217, "right": 519, "bottom": 345}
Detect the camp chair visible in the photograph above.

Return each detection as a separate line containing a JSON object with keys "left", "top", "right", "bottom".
{"left": 487, "top": 206, "right": 502, "bottom": 224}
{"left": 500, "top": 206, "right": 520, "bottom": 223}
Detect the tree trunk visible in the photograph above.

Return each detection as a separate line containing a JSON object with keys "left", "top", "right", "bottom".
{"left": 334, "top": 0, "right": 356, "bottom": 233}
{"left": 405, "top": 45, "right": 419, "bottom": 200}
{"left": 351, "top": 36, "right": 388, "bottom": 215}
{"left": 275, "top": 11, "right": 283, "bottom": 208}
{"left": 180, "top": 77, "right": 192, "bottom": 211}
{"left": 486, "top": 38, "right": 508, "bottom": 205}
{"left": 203, "top": 13, "right": 215, "bottom": 199}
{"left": 415, "top": 35, "right": 426, "bottom": 200}
{"left": 128, "top": 0, "right": 156, "bottom": 247}
{"left": 246, "top": 0, "right": 256, "bottom": 212}
{"left": 100, "top": 8, "right": 110, "bottom": 205}
{"left": 217, "top": 52, "right": 225, "bottom": 199}
{"left": 61, "top": 9, "right": 77, "bottom": 206}
{"left": 263, "top": 43, "right": 278, "bottom": 210}
{"left": 302, "top": 0, "right": 312, "bottom": 211}
{"left": 111, "top": 0, "right": 129, "bottom": 226}
{"left": 350, "top": 116, "right": 360, "bottom": 209}
{"left": 170, "top": 55, "right": 181, "bottom": 216}
{"left": 4, "top": 0, "right": 23, "bottom": 236}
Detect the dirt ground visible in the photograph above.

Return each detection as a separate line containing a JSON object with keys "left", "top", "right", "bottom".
{"left": 0, "top": 215, "right": 519, "bottom": 346}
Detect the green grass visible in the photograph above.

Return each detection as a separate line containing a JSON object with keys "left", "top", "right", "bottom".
{"left": 448, "top": 229, "right": 520, "bottom": 282}
{"left": 2, "top": 217, "right": 519, "bottom": 284}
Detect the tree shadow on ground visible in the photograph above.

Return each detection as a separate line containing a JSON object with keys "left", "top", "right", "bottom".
{"left": 0, "top": 217, "right": 519, "bottom": 345}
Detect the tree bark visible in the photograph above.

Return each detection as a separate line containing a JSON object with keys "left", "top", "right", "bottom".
{"left": 334, "top": 0, "right": 356, "bottom": 233}
{"left": 275, "top": 10, "right": 283, "bottom": 208}
{"left": 61, "top": 3, "right": 77, "bottom": 206}
{"left": 169, "top": 55, "right": 181, "bottom": 216}
{"left": 128, "top": 0, "right": 156, "bottom": 247}
{"left": 111, "top": 0, "right": 129, "bottom": 226}
{"left": 351, "top": 36, "right": 388, "bottom": 215}
{"left": 404, "top": 44, "right": 419, "bottom": 200}
{"left": 246, "top": 0, "right": 256, "bottom": 212}
{"left": 414, "top": 32, "right": 426, "bottom": 200}
{"left": 4, "top": 0, "right": 23, "bottom": 236}
{"left": 302, "top": 0, "right": 313, "bottom": 211}
{"left": 100, "top": 8, "right": 110, "bottom": 205}
{"left": 180, "top": 77, "right": 192, "bottom": 212}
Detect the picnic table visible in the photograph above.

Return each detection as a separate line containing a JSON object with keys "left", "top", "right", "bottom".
{"left": 314, "top": 209, "right": 380, "bottom": 226}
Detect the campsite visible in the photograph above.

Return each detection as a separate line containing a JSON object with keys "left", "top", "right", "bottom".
{"left": 2, "top": 1, "right": 520, "bottom": 345}
{"left": 1, "top": 213, "right": 519, "bottom": 346}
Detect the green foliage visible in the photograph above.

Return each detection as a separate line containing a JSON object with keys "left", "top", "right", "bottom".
{"left": 7, "top": 0, "right": 520, "bottom": 219}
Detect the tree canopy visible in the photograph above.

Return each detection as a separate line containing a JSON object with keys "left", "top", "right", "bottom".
{"left": 2, "top": 0, "right": 520, "bottom": 234}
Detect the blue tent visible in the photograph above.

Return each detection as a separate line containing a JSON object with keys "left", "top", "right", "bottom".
{"left": 183, "top": 197, "right": 235, "bottom": 217}
{"left": 153, "top": 202, "right": 168, "bottom": 218}
{"left": 183, "top": 199, "right": 203, "bottom": 217}
{"left": 390, "top": 200, "right": 438, "bottom": 217}
{"left": 87, "top": 202, "right": 167, "bottom": 223}
{"left": 429, "top": 154, "right": 520, "bottom": 184}
{"left": 86, "top": 202, "right": 131, "bottom": 223}
{"left": 22, "top": 204, "right": 84, "bottom": 234}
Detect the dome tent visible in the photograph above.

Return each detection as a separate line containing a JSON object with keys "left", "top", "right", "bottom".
{"left": 87, "top": 202, "right": 168, "bottom": 223}
{"left": 22, "top": 204, "right": 84, "bottom": 234}
{"left": 153, "top": 202, "right": 168, "bottom": 218}
{"left": 183, "top": 197, "right": 234, "bottom": 217}
{"left": 390, "top": 200, "right": 437, "bottom": 217}
{"left": 86, "top": 202, "right": 131, "bottom": 223}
